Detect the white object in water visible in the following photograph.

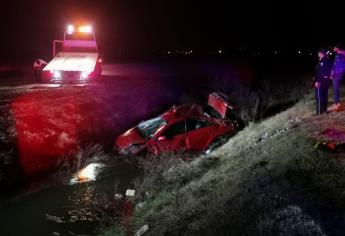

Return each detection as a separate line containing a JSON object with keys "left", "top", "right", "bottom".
{"left": 70, "top": 163, "right": 104, "bottom": 184}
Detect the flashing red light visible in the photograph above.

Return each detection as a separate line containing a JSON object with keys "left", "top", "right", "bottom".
{"left": 98, "top": 59, "right": 103, "bottom": 63}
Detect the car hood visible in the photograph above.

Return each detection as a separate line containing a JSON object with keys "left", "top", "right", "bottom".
{"left": 115, "top": 127, "right": 147, "bottom": 149}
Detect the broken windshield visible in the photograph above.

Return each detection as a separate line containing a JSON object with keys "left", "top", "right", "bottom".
{"left": 137, "top": 117, "right": 167, "bottom": 138}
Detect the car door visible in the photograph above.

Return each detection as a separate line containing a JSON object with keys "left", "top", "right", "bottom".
{"left": 148, "top": 121, "right": 187, "bottom": 154}
{"left": 184, "top": 118, "right": 219, "bottom": 152}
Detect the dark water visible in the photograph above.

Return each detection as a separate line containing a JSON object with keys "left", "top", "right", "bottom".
{"left": 0, "top": 160, "right": 140, "bottom": 235}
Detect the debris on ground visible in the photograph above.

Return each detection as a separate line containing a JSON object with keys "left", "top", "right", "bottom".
{"left": 136, "top": 202, "right": 145, "bottom": 210}
{"left": 321, "top": 128, "right": 345, "bottom": 143}
{"left": 255, "top": 117, "right": 302, "bottom": 144}
{"left": 114, "top": 194, "right": 123, "bottom": 200}
{"left": 126, "top": 189, "right": 136, "bottom": 197}
{"left": 256, "top": 128, "right": 289, "bottom": 143}
{"left": 135, "top": 225, "right": 149, "bottom": 236}
{"left": 287, "top": 117, "right": 303, "bottom": 128}
{"left": 312, "top": 128, "right": 345, "bottom": 153}
{"left": 45, "top": 214, "right": 66, "bottom": 223}
{"left": 315, "top": 141, "right": 345, "bottom": 153}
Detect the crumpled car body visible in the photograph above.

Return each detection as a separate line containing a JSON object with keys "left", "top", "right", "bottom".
{"left": 115, "top": 93, "right": 237, "bottom": 155}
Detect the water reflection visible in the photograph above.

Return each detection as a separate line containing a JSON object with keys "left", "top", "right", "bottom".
{"left": 70, "top": 163, "right": 105, "bottom": 184}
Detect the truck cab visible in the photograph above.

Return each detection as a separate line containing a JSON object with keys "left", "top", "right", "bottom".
{"left": 42, "top": 25, "right": 102, "bottom": 83}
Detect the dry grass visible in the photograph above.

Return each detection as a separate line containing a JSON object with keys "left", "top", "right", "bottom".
{"left": 103, "top": 89, "right": 345, "bottom": 236}
{"left": 301, "top": 86, "right": 345, "bottom": 143}
{"left": 56, "top": 144, "right": 110, "bottom": 175}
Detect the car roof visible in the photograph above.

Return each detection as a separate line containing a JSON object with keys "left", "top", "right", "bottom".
{"left": 161, "top": 104, "right": 203, "bottom": 124}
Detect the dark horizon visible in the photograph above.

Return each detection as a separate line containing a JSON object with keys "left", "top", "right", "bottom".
{"left": 1, "top": 1, "right": 344, "bottom": 62}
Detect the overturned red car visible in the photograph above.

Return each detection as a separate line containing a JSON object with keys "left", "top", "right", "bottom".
{"left": 114, "top": 93, "right": 238, "bottom": 156}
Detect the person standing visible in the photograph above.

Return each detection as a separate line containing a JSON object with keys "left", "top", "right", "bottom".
{"left": 314, "top": 49, "right": 332, "bottom": 114}
{"left": 32, "top": 59, "right": 47, "bottom": 82}
{"left": 329, "top": 45, "right": 345, "bottom": 111}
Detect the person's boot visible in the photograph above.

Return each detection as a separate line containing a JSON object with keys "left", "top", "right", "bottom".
{"left": 327, "top": 103, "right": 341, "bottom": 112}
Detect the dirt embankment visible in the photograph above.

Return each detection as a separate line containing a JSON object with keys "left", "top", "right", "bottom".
{"left": 107, "top": 92, "right": 345, "bottom": 236}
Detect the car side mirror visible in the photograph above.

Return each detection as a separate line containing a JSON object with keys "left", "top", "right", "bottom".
{"left": 157, "top": 136, "right": 166, "bottom": 141}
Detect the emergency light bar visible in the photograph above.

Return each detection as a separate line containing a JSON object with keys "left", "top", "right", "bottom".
{"left": 78, "top": 25, "right": 92, "bottom": 33}
{"left": 66, "top": 24, "right": 93, "bottom": 33}
{"left": 67, "top": 24, "right": 74, "bottom": 34}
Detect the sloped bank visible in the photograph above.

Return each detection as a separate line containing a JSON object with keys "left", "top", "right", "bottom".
{"left": 103, "top": 93, "right": 345, "bottom": 235}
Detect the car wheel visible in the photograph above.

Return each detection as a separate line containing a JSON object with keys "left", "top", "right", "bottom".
{"left": 204, "top": 136, "right": 228, "bottom": 155}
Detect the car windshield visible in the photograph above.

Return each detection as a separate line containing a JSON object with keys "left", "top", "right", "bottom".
{"left": 137, "top": 117, "right": 167, "bottom": 138}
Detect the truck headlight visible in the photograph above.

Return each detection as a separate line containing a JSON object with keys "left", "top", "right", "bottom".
{"left": 54, "top": 71, "right": 61, "bottom": 78}
{"left": 81, "top": 72, "right": 89, "bottom": 79}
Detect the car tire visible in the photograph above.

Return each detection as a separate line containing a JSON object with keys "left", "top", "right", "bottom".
{"left": 204, "top": 136, "right": 228, "bottom": 155}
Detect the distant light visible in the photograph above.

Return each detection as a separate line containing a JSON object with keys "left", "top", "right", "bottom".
{"left": 218, "top": 50, "right": 223, "bottom": 54}
{"left": 98, "top": 58, "right": 103, "bottom": 63}
{"left": 67, "top": 24, "right": 74, "bottom": 33}
{"left": 167, "top": 51, "right": 171, "bottom": 54}
{"left": 78, "top": 25, "right": 92, "bottom": 33}
{"left": 298, "top": 50, "right": 302, "bottom": 54}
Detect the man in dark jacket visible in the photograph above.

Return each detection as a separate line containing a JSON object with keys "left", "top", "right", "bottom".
{"left": 329, "top": 45, "right": 345, "bottom": 111}
{"left": 314, "top": 49, "right": 332, "bottom": 114}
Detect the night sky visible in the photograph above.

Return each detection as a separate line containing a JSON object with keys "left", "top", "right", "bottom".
{"left": 1, "top": 0, "right": 344, "bottom": 61}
